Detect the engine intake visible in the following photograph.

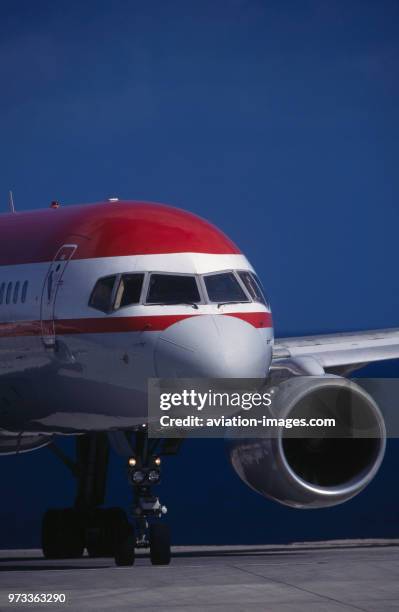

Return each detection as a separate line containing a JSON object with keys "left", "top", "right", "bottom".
{"left": 228, "top": 376, "right": 386, "bottom": 508}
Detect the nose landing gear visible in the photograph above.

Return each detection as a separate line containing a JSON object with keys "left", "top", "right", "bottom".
{"left": 114, "top": 433, "right": 171, "bottom": 566}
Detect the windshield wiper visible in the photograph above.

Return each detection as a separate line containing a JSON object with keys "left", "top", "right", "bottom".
{"left": 147, "top": 302, "right": 199, "bottom": 309}
{"left": 217, "top": 301, "right": 248, "bottom": 309}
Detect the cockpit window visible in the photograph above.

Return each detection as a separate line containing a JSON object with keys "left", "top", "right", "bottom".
{"left": 204, "top": 272, "right": 248, "bottom": 304}
{"left": 114, "top": 274, "right": 144, "bottom": 310}
{"left": 238, "top": 271, "right": 269, "bottom": 306}
{"left": 89, "top": 275, "right": 117, "bottom": 312}
{"left": 146, "top": 274, "right": 201, "bottom": 305}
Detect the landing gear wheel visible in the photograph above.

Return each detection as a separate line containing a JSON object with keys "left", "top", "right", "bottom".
{"left": 86, "top": 508, "right": 129, "bottom": 558}
{"left": 149, "top": 523, "right": 171, "bottom": 565}
{"left": 114, "top": 524, "right": 136, "bottom": 567}
{"left": 42, "top": 508, "right": 84, "bottom": 559}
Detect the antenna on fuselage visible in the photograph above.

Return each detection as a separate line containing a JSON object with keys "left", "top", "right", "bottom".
{"left": 8, "top": 190, "right": 15, "bottom": 213}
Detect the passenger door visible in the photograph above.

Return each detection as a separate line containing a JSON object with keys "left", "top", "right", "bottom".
{"left": 40, "top": 244, "right": 77, "bottom": 347}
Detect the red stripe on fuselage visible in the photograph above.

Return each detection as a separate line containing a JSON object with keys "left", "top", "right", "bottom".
{"left": 0, "top": 312, "right": 272, "bottom": 337}
{"left": 0, "top": 320, "right": 42, "bottom": 337}
{"left": 227, "top": 312, "right": 273, "bottom": 329}
{"left": 55, "top": 315, "right": 194, "bottom": 334}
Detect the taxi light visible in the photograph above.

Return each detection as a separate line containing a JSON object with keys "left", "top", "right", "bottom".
{"left": 154, "top": 457, "right": 161, "bottom": 466}
{"left": 128, "top": 457, "right": 137, "bottom": 467}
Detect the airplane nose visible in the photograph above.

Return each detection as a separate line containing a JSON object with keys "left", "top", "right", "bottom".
{"left": 155, "top": 315, "right": 271, "bottom": 378}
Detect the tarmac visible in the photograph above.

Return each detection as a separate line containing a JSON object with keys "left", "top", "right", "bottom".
{"left": 0, "top": 540, "right": 399, "bottom": 611}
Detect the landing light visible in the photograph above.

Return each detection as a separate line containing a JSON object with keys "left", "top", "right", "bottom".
{"left": 154, "top": 457, "right": 161, "bottom": 466}
{"left": 128, "top": 457, "right": 137, "bottom": 467}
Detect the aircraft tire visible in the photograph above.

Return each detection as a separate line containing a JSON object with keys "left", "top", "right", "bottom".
{"left": 42, "top": 508, "right": 84, "bottom": 559}
{"left": 114, "top": 524, "right": 136, "bottom": 567}
{"left": 149, "top": 522, "right": 171, "bottom": 565}
{"left": 86, "top": 507, "right": 129, "bottom": 557}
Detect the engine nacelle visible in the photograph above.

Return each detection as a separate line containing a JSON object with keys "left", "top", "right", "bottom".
{"left": 228, "top": 376, "right": 386, "bottom": 508}
{"left": 0, "top": 431, "right": 53, "bottom": 455}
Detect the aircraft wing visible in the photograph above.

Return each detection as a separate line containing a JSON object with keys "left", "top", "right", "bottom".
{"left": 273, "top": 328, "right": 399, "bottom": 372}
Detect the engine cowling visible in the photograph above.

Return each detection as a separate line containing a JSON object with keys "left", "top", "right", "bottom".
{"left": 228, "top": 375, "right": 386, "bottom": 508}
{"left": 0, "top": 431, "right": 53, "bottom": 455}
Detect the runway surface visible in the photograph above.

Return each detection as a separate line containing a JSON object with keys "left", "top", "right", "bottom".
{"left": 1, "top": 540, "right": 399, "bottom": 611}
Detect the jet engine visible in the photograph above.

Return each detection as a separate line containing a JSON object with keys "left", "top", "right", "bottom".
{"left": 228, "top": 375, "right": 386, "bottom": 508}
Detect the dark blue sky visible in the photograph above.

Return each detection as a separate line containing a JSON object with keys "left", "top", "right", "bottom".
{"left": 1, "top": 0, "right": 398, "bottom": 335}
{"left": 1, "top": 1, "right": 399, "bottom": 547}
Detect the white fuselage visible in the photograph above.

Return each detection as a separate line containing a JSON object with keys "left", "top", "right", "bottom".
{"left": 0, "top": 252, "right": 273, "bottom": 434}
